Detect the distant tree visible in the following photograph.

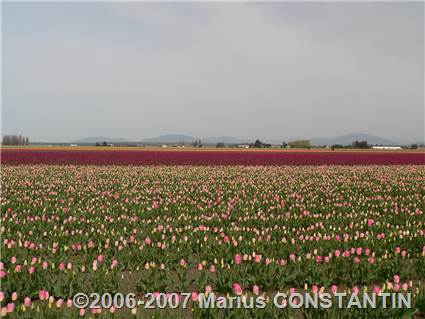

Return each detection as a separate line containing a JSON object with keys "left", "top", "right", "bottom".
{"left": 102, "top": 141, "right": 108, "bottom": 146}
{"left": 410, "top": 143, "right": 418, "bottom": 149}
{"left": 253, "top": 139, "right": 263, "bottom": 148}
{"left": 352, "top": 140, "right": 369, "bottom": 149}
{"left": 288, "top": 140, "right": 311, "bottom": 149}
{"left": 281, "top": 142, "right": 288, "bottom": 148}
{"left": 95, "top": 142, "right": 100, "bottom": 146}
{"left": 2, "top": 134, "right": 30, "bottom": 146}
{"left": 198, "top": 139, "right": 202, "bottom": 148}
{"left": 331, "top": 144, "right": 344, "bottom": 150}
{"left": 216, "top": 142, "right": 225, "bottom": 148}
{"left": 192, "top": 140, "right": 198, "bottom": 147}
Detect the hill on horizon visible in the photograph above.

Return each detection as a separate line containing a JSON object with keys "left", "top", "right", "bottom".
{"left": 140, "top": 135, "right": 250, "bottom": 144}
{"left": 309, "top": 133, "right": 397, "bottom": 146}
{"left": 140, "top": 134, "right": 198, "bottom": 144}
{"left": 74, "top": 136, "right": 132, "bottom": 144}
{"left": 73, "top": 132, "right": 414, "bottom": 146}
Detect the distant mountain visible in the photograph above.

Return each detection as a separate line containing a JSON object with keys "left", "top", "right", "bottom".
{"left": 74, "top": 132, "right": 406, "bottom": 147}
{"left": 74, "top": 136, "right": 132, "bottom": 144}
{"left": 140, "top": 134, "right": 198, "bottom": 144}
{"left": 140, "top": 134, "right": 250, "bottom": 144}
{"left": 308, "top": 133, "right": 397, "bottom": 146}
{"left": 393, "top": 138, "right": 424, "bottom": 146}
{"left": 203, "top": 136, "right": 249, "bottom": 144}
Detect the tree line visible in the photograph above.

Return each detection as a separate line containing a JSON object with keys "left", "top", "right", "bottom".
{"left": 248, "top": 139, "right": 311, "bottom": 149}
{"left": 2, "top": 135, "right": 30, "bottom": 146}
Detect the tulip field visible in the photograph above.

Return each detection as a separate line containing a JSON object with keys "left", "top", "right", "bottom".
{"left": 1, "top": 154, "right": 425, "bottom": 317}
{"left": 1, "top": 148, "right": 424, "bottom": 165}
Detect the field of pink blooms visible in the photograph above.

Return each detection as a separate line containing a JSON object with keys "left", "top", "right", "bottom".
{"left": 1, "top": 148, "right": 424, "bottom": 165}
{"left": 1, "top": 165, "right": 425, "bottom": 318}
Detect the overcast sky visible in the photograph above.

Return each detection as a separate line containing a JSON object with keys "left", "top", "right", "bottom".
{"left": 2, "top": 2, "right": 424, "bottom": 142}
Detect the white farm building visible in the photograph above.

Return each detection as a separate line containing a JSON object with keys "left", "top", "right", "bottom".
{"left": 372, "top": 146, "right": 402, "bottom": 150}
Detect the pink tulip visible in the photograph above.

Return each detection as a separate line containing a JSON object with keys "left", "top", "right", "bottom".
{"left": 38, "top": 289, "right": 49, "bottom": 300}
{"left": 393, "top": 274, "right": 400, "bottom": 283}
{"left": 331, "top": 285, "right": 338, "bottom": 294}
{"left": 56, "top": 299, "right": 64, "bottom": 308}
{"left": 6, "top": 303, "right": 14, "bottom": 313}
{"left": 234, "top": 254, "right": 242, "bottom": 265}
{"left": 232, "top": 283, "right": 243, "bottom": 295}
{"left": 252, "top": 285, "right": 260, "bottom": 295}
{"left": 24, "top": 297, "right": 31, "bottom": 307}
